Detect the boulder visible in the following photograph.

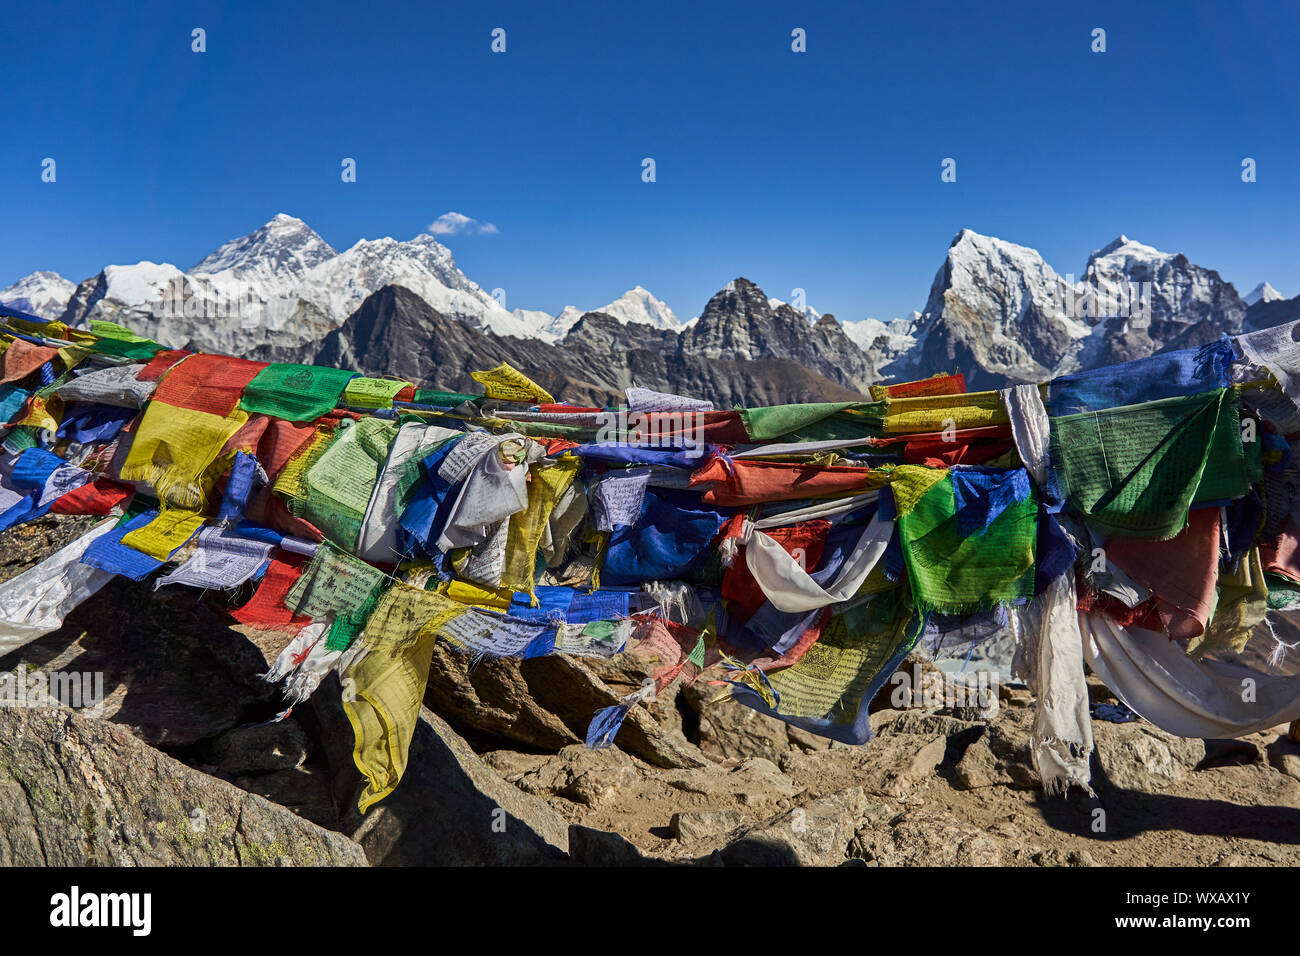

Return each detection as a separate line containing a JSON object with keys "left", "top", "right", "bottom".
{"left": 312, "top": 683, "right": 571, "bottom": 866}
{"left": 671, "top": 809, "right": 746, "bottom": 843}
{"left": 0, "top": 706, "right": 365, "bottom": 866}
{"left": 679, "top": 681, "right": 792, "bottom": 764}
{"left": 0, "top": 574, "right": 284, "bottom": 748}
{"left": 851, "top": 808, "right": 1002, "bottom": 866}
{"left": 209, "top": 720, "right": 310, "bottom": 775}
{"left": 1091, "top": 721, "right": 1206, "bottom": 792}
{"left": 423, "top": 644, "right": 708, "bottom": 769}
{"left": 719, "top": 787, "right": 867, "bottom": 866}
{"left": 1266, "top": 735, "right": 1300, "bottom": 783}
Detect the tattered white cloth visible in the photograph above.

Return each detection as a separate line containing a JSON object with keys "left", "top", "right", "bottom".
{"left": 1011, "top": 573, "right": 1095, "bottom": 795}
{"left": 54, "top": 363, "right": 156, "bottom": 409}
{"left": 357, "top": 422, "right": 461, "bottom": 563}
{"left": 1235, "top": 317, "right": 1300, "bottom": 407}
{"left": 999, "top": 382, "right": 1051, "bottom": 487}
{"left": 1081, "top": 611, "right": 1300, "bottom": 739}
{"left": 722, "top": 492, "right": 892, "bottom": 614}
{"left": 0, "top": 518, "right": 118, "bottom": 656}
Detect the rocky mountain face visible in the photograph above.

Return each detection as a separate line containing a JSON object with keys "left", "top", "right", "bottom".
{"left": 310, "top": 285, "right": 868, "bottom": 407}
{"left": 884, "top": 230, "right": 1086, "bottom": 389}
{"left": 884, "top": 230, "right": 1255, "bottom": 389}
{"left": 1077, "top": 235, "right": 1246, "bottom": 368}
{"left": 680, "top": 279, "right": 879, "bottom": 393}
{"left": 6, "top": 214, "right": 1295, "bottom": 398}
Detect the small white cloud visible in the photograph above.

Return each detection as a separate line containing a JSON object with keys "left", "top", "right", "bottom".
{"left": 427, "top": 211, "right": 499, "bottom": 236}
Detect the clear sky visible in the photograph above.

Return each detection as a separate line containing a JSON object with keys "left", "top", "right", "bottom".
{"left": 2, "top": 0, "right": 1297, "bottom": 321}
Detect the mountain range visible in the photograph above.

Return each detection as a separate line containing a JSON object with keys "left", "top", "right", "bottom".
{"left": 4, "top": 214, "right": 1299, "bottom": 404}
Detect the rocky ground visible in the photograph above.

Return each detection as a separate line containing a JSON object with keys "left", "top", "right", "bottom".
{"left": 2, "top": 514, "right": 1300, "bottom": 867}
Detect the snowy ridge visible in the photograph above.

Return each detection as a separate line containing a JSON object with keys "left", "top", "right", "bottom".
{"left": 0, "top": 270, "right": 76, "bottom": 319}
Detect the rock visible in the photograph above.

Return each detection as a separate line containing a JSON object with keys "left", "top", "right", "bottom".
{"left": 785, "top": 726, "right": 833, "bottom": 753}
{"left": 312, "top": 685, "right": 571, "bottom": 866}
{"left": 209, "top": 721, "right": 310, "bottom": 775}
{"left": 1030, "top": 848, "right": 1097, "bottom": 867}
{"left": 0, "top": 567, "right": 284, "bottom": 748}
{"left": 423, "top": 645, "right": 709, "bottom": 770}
{"left": 1092, "top": 721, "right": 1206, "bottom": 792}
{"left": 952, "top": 735, "right": 1010, "bottom": 790}
{"left": 680, "top": 681, "right": 791, "bottom": 764}
{"left": 950, "top": 709, "right": 1040, "bottom": 791}
{"left": 852, "top": 809, "right": 1002, "bottom": 866}
{"left": 568, "top": 824, "right": 661, "bottom": 866}
{"left": 0, "top": 706, "right": 365, "bottom": 866}
{"left": 672, "top": 809, "right": 745, "bottom": 843}
{"left": 1086, "top": 675, "right": 1119, "bottom": 704}
{"left": 720, "top": 788, "right": 866, "bottom": 866}
{"left": 510, "top": 745, "right": 641, "bottom": 809}
{"left": 665, "top": 757, "right": 798, "bottom": 806}
{"left": 232, "top": 766, "right": 338, "bottom": 829}
{"left": 779, "top": 731, "right": 949, "bottom": 800}
{"left": 1199, "top": 738, "right": 1263, "bottom": 769}
{"left": 1266, "top": 736, "right": 1300, "bottom": 783}
{"left": 422, "top": 641, "right": 578, "bottom": 751}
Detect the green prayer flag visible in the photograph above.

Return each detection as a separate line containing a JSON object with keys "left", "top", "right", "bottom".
{"left": 896, "top": 470, "right": 1037, "bottom": 615}
{"left": 86, "top": 335, "right": 164, "bottom": 360}
{"left": 1050, "top": 388, "right": 1250, "bottom": 540}
{"left": 344, "top": 377, "right": 411, "bottom": 409}
{"left": 740, "top": 402, "right": 879, "bottom": 441}
{"left": 292, "top": 418, "right": 399, "bottom": 549}
{"left": 413, "top": 388, "right": 484, "bottom": 407}
{"left": 240, "top": 363, "right": 358, "bottom": 422}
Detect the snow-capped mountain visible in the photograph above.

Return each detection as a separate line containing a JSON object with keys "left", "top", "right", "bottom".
{"left": 0, "top": 270, "right": 76, "bottom": 320}
{"left": 842, "top": 312, "right": 919, "bottom": 364}
{"left": 190, "top": 213, "right": 337, "bottom": 284}
{"left": 58, "top": 215, "right": 536, "bottom": 354}
{"left": 880, "top": 230, "right": 1250, "bottom": 388}
{"left": 884, "top": 229, "right": 1089, "bottom": 387}
{"left": 514, "top": 285, "right": 682, "bottom": 342}
{"left": 767, "top": 298, "right": 822, "bottom": 323}
{"left": 1245, "top": 281, "right": 1284, "bottom": 306}
{"left": 8, "top": 214, "right": 1283, "bottom": 395}
{"left": 1077, "top": 235, "right": 1245, "bottom": 368}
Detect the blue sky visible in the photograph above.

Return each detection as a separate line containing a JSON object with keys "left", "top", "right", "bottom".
{"left": 2, "top": 0, "right": 1297, "bottom": 321}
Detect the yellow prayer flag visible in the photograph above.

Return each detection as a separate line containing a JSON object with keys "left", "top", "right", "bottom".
{"left": 121, "top": 506, "right": 206, "bottom": 561}
{"left": 343, "top": 583, "right": 467, "bottom": 812}
{"left": 119, "top": 402, "right": 249, "bottom": 512}
{"left": 469, "top": 362, "right": 554, "bottom": 404}
{"left": 880, "top": 390, "right": 1008, "bottom": 435}
{"left": 343, "top": 376, "right": 412, "bottom": 409}
{"left": 17, "top": 395, "right": 60, "bottom": 433}
{"left": 444, "top": 578, "right": 514, "bottom": 610}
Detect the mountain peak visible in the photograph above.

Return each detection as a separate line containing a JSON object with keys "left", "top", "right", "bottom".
{"left": 1088, "top": 235, "right": 1166, "bottom": 266}
{"left": 0, "top": 270, "right": 77, "bottom": 320}
{"left": 1095, "top": 235, "right": 1130, "bottom": 257}
{"left": 1245, "top": 281, "right": 1284, "bottom": 306}
{"left": 190, "top": 214, "right": 337, "bottom": 280}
